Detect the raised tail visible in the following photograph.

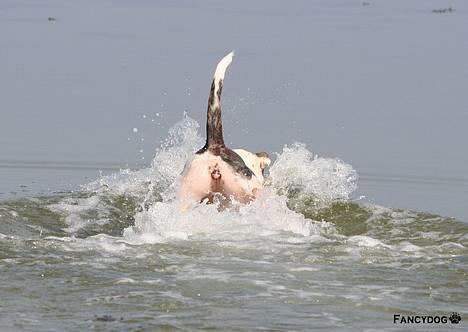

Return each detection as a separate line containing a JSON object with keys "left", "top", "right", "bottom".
{"left": 203, "top": 51, "right": 234, "bottom": 149}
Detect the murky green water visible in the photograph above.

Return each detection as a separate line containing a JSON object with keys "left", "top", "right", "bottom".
{"left": 1, "top": 191, "right": 466, "bottom": 331}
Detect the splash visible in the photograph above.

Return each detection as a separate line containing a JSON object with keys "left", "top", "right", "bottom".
{"left": 123, "top": 190, "right": 335, "bottom": 245}
{"left": 270, "top": 143, "right": 357, "bottom": 203}
{"left": 83, "top": 115, "right": 203, "bottom": 201}
{"left": 53, "top": 115, "right": 359, "bottom": 243}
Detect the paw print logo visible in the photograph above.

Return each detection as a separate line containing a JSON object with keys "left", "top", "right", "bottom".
{"left": 449, "top": 312, "right": 461, "bottom": 324}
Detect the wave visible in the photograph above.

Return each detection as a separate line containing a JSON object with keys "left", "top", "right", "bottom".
{"left": 55, "top": 116, "right": 355, "bottom": 244}
{"left": 1, "top": 116, "right": 466, "bottom": 255}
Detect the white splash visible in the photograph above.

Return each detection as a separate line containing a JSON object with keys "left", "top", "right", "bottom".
{"left": 55, "top": 115, "right": 359, "bottom": 244}
{"left": 269, "top": 142, "right": 358, "bottom": 207}
{"left": 83, "top": 115, "right": 203, "bottom": 199}
{"left": 123, "top": 189, "right": 330, "bottom": 245}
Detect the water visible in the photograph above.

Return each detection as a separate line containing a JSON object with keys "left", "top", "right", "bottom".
{"left": 1, "top": 0, "right": 467, "bottom": 330}
{"left": 1, "top": 117, "right": 466, "bottom": 331}
{"left": 2, "top": 0, "right": 468, "bottom": 220}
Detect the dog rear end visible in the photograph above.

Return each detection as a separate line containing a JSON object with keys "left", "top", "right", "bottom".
{"left": 177, "top": 52, "right": 267, "bottom": 209}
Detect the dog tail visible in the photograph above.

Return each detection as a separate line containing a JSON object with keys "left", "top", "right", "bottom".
{"left": 204, "top": 51, "right": 234, "bottom": 148}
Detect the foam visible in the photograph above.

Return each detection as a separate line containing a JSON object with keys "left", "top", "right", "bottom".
{"left": 398, "top": 242, "right": 422, "bottom": 252}
{"left": 270, "top": 142, "right": 358, "bottom": 207}
{"left": 53, "top": 115, "right": 359, "bottom": 244}
{"left": 346, "top": 235, "right": 392, "bottom": 248}
{"left": 83, "top": 115, "right": 202, "bottom": 200}
{"left": 48, "top": 195, "right": 110, "bottom": 233}
{"left": 123, "top": 190, "right": 328, "bottom": 245}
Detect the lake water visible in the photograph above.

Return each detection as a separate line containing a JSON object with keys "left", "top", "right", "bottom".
{"left": 1, "top": 0, "right": 467, "bottom": 331}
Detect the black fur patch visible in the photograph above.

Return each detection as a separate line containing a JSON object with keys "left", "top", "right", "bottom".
{"left": 196, "top": 67, "right": 253, "bottom": 179}
{"left": 196, "top": 145, "right": 253, "bottom": 179}
{"left": 219, "top": 147, "right": 253, "bottom": 178}
{"left": 255, "top": 151, "right": 269, "bottom": 158}
{"left": 206, "top": 79, "right": 224, "bottom": 147}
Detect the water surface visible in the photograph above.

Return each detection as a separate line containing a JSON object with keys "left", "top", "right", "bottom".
{"left": 1, "top": 0, "right": 467, "bottom": 330}
{"left": 1, "top": 118, "right": 466, "bottom": 331}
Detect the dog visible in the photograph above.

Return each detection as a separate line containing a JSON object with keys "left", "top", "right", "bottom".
{"left": 177, "top": 52, "right": 270, "bottom": 207}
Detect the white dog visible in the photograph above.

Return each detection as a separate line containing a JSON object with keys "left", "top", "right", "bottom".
{"left": 178, "top": 52, "right": 270, "bottom": 207}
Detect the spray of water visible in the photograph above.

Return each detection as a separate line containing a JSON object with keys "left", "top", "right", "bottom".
{"left": 52, "top": 115, "right": 358, "bottom": 244}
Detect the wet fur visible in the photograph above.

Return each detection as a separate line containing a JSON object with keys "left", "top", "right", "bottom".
{"left": 178, "top": 52, "right": 269, "bottom": 208}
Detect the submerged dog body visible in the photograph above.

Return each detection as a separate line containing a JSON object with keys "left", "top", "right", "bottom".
{"left": 178, "top": 52, "right": 270, "bottom": 206}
